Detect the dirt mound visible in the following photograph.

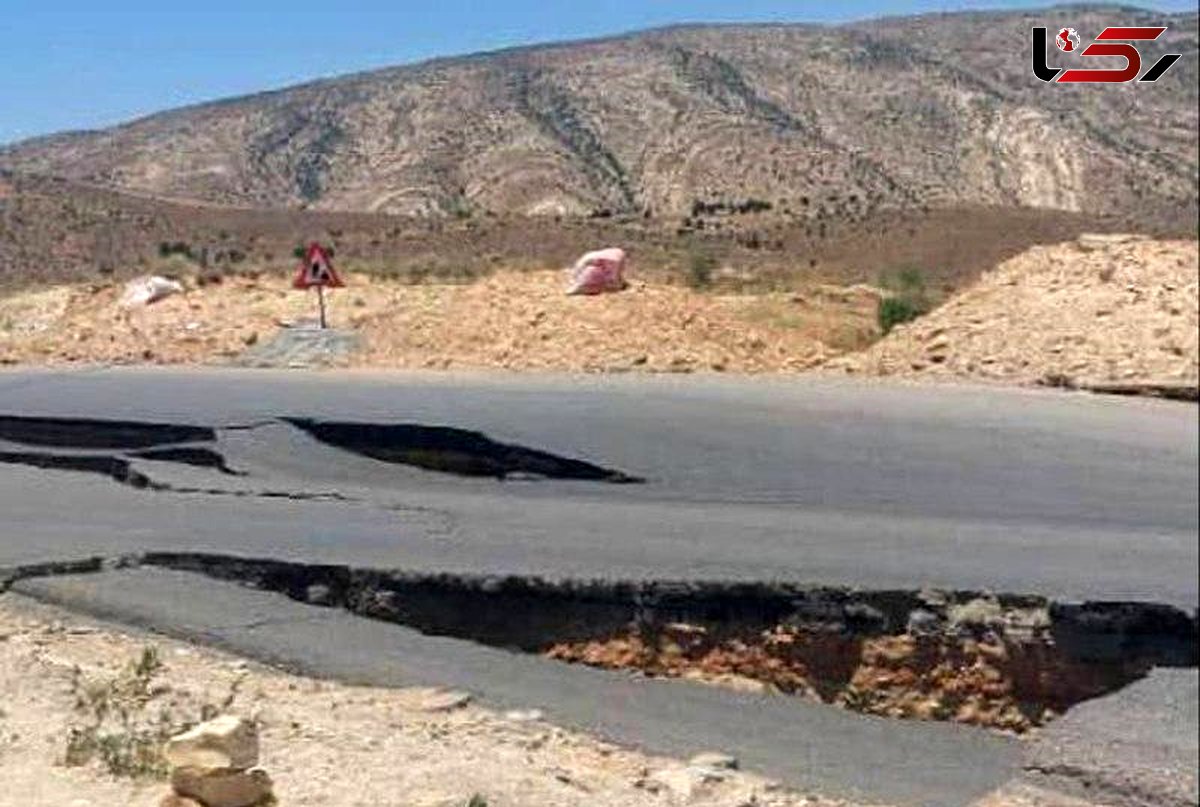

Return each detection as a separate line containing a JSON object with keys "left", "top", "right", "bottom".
{"left": 356, "top": 272, "right": 877, "bottom": 373}
{"left": 828, "top": 236, "right": 1199, "bottom": 389}
{"left": 0, "top": 270, "right": 878, "bottom": 372}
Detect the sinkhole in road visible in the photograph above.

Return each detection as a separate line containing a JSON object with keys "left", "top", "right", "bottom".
{"left": 133, "top": 552, "right": 1197, "bottom": 734}
{"left": 283, "top": 418, "right": 644, "bottom": 482}
{"left": 0, "top": 414, "right": 643, "bottom": 484}
{"left": 0, "top": 415, "right": 214, "bottom": 449}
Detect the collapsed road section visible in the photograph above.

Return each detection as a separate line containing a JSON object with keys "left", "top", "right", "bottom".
{"left": 0, "top": 413, "right": 644, "bottom": 485}
{"left": 5, "top": 551, "right": 1193, "bottom": 735}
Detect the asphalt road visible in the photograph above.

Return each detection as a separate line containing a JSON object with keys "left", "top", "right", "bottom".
{"left": 10, "top": 568, "right": 1022, "bottom": 807}
{"left": 1, "top": 367, "right": 1197, "bottom": 605}
{"left": 1, "top": 366, "right": 1197, "bottom": 806}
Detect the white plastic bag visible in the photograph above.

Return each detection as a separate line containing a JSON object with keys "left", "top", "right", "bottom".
{"left": 119, "top": 276, "right": 184, "bottom": 307}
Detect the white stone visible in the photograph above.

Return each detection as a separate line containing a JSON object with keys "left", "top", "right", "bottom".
{"left": 688, "top": 751, "right": 739, "bottom": 770}
{"left": 165, "top": 715, "right": 259, "bottom": 770}
{"left": 647, "top": 765, "right": 725, "bottom": 800}
{"left": 417, "top": 689, "right": 472, "bottom": 712}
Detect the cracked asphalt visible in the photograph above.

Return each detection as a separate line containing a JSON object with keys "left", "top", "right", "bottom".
{"left": 1, "top": 366, "right": 1197, "bottom": 806}
{"left": 2, "top": 367, "right": 1196, "bottom": 603}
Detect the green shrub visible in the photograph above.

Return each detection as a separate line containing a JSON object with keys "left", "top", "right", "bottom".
{"left": 877, "top": 266, "right": 931, "bottom": 334}
{"left": 158, "top": 241, "right": 193, "bottom": 260}
{"left": 877, "top": 296, "right": 925, "bottom": 334}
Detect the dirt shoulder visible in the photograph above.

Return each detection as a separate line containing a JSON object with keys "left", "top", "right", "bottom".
{"left": 2, "top": 236, "right": 1196, "bottom": 395}
{"left": 0, "top": 593, "right": 889, "bottom": 807}
{"left": 0, "top": 270, "right": 879, "bottom": 373}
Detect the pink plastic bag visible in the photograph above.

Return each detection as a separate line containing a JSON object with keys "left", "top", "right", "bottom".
{"left": 566, "top": 248, "right": 628, "bottom": 295}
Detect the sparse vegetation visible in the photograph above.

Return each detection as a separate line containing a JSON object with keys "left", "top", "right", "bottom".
{"left": 158, "top": 241, "right": 193, "bottom": 260}
{"left": 877, "top": 266, "right": 930, "bottom": 334}
{"left": 445, "top": 195, "right": 474, "bottom": 220}
{"left": 64, "top": 646, "right": 174, "bottom": 779}
{"left": 62, "top": 645, "right": 241, "bottom": 780}
{"left": 877, "top": 296, "right": 925, "bottom": 334}
{"left": 691, "top": 198, "right": 773, "bottom": 217}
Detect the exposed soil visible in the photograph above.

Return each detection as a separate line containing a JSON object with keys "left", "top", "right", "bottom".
{"left": 4, "top": 231, "right": 1197, "bottom": 391}
{"left": 0, "top": 269, "right": 879, "bottom": 372}
{"left": 827, "top": 235, "right": 1199, "bottom": 390}
{"left": 80, "top": 553, "right": 1195, "bottom": 738}
{"left": 546, "top": 622, "right": 1143, "bottom": 734}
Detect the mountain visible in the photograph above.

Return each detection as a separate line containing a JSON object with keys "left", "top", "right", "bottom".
{"left": 1, "top": 6, "right": 1196, "bottom": 225}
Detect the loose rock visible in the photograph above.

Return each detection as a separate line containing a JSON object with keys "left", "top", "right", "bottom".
{"left": 688, "top": 751, "right": 739, "bottom": 770}
{"left": 417, "top": 689, "right": 473, "bottom": 712}
{"left": 171, "top": 766, "right": 273, "bottom": 807}
{"left": 165, "top": 714, "right": 259, "bottom": 770}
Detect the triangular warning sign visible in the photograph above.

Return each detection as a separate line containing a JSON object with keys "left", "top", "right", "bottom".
{"left": 293, "top": 243, "right": 344, "bottom": 289}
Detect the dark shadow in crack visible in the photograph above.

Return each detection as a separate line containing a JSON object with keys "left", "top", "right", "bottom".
{"left": 0, "top": 449, "right": 350, "bottom": 501}
{"left": 0, "top": 415, "right": 213, "bottom": 449}
{"left": 130, "top": 447, "right": 246, "bottom": 476}
{"left": 0, "top": 450, "right": 154, "bottom": 488}
{"left": 137, "top": 551, "right": 1199, "bottom": 734}
{"left": 283, "top": 418, "right": 644, "bottom": 483}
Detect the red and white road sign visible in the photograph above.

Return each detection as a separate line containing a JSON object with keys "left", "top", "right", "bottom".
{"left": 293, "top": 243, "right": 345, "bottom": 289}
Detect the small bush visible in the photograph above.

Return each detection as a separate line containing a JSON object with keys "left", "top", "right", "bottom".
{"left": 686, "top": 248, "right": 717, "bottom": 290}
{"left": 877, "top": 296, "right": 925, "bottom": 334}
{"left": 877, "top": 266, "right": 931, "bottom": 334}
{"left": 158, "top": 241, "right": 193, "bottom": 260}
{"left": 64, "top": 646, "right": 173, "bottom": 779}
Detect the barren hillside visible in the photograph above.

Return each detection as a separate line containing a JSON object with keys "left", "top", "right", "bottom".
{"left": 2, "top": 170, "right": 1156, "bottom": 292}
{"left": 1, "top": 6, "right": 1195, "bottom": 225}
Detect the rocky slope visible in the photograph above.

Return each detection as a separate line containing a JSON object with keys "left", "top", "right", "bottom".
{"left": 1, "top": 6, "right": 1195, "bottom": 224}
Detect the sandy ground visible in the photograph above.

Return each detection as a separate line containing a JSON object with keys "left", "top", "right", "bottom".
{"left": 3, "top": 236, "right": 1196, "bottom": 393}
{"left": 827, "top": 236, "right": 1198, "bottom": 388}
{"left": 0, "top": 593, "right": 891, "bottom": 807}
{"left": 0, "top": 270, "right": 879, "bottom": 373}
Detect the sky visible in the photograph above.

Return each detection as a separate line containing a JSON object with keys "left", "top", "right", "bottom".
{"left": 1, "top": 0, "right": 1195, "bottom": 144}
